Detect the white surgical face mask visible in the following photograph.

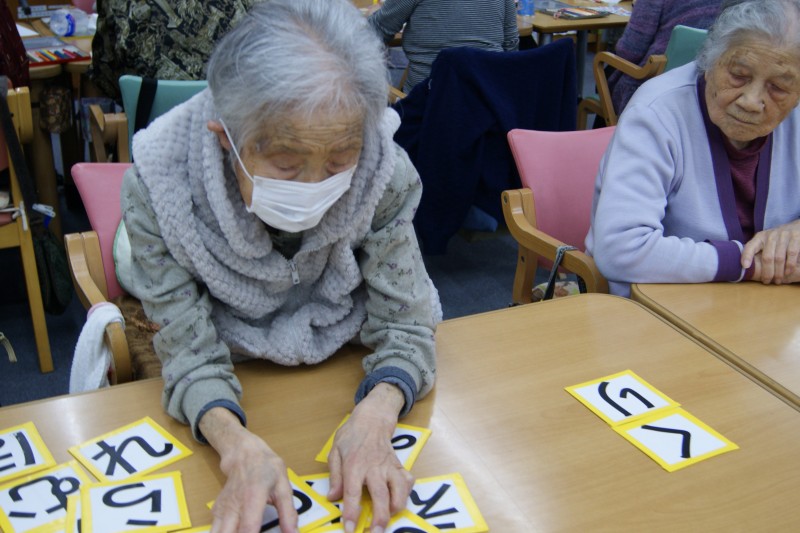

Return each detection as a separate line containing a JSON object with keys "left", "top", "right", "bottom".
{"left": 221, "top": 120, "right": 356, "bottom": 233}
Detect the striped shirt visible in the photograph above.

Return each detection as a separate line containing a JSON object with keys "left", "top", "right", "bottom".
{"left": 368, "top": 0, "right": 519, "bottom": 93}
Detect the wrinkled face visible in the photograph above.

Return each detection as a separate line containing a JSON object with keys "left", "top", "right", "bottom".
{"left": 704, "top": 39, "right": 800, "bottom": 149}
{"left": 229, "top": 109, "right": 364, "bottom": 205}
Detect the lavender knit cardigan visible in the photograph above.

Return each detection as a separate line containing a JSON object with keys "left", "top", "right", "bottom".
{"left": 609, "top": 0, "right": 721, "bottom": 115}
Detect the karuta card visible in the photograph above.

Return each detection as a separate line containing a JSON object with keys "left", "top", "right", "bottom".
{"left": 566, "top": 370, "right": 679, "bottom": 426}
{"left": 68, "top": 416, "right": 192, "bottom": 482}
{"left": 80, "top": 470, "right": 191, "bottom": 533}
{"left": 406, "top": 473, "right": 487, "bottom": 533}
{"left": 63, "top": 495, "right": 79, "bottom": 533}
{"left": 26, "top": 518, "right": 66, "bottom": 533}
{"left": 0, "top": 460, "right": 91, "bottom": 533}
{"left": 614, "top": 408, "right": 739, "bottom": 472}
{"left": 300, "top": 472, "right": 368, "bottom": 533}
{"left": 64, "top": 494, "right": 80, "bottom": 533}
{"left": 315, "top": 415, "right": 431, "bottom": 469}
{"left": 384, "top": 509, "right": 441, "bottom": 532}
{"left": 172, "top": 528, "right": 210, "bottom": 533}
{"left": 208, "top": 469, "right": 341, "bottom": 532}
{"left": 0, "top": 422, "right": 56, "bottom": 484}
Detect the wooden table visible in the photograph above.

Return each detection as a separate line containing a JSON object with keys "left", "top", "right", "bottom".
{"left": 520, "top": 1, "right": 632, "bottom": 98}
{"left": 2, "top": 294, "right": 800, "bottom": 529}
{"left": 632, "top": 282, "right": 800, "bottom": 410}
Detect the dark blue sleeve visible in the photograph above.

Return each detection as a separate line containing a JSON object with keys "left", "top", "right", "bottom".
{"left": 355, "top": 366, "right": 417, "bottom": 418}
{"left": 193, "top": 399, "right": 247, "bottom": 444}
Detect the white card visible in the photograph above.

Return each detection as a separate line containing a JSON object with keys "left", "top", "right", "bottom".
{"left": 616, "top": 409, "right": 739, "bottom": 472}
{"left": 0, "top": 422, "right": 56, "bottom": 484}
{"left": 81, "top": 471, "right": 191, "bottom": 533}
{"left": 406, "top": 473, "right": 487, "bottom": 532}
{"left": 0, "top": 461, "right": 90, "bottom": 533}
{"left": 69, "top": 417, "right": 192, "bottom": 482}
{"left": 567, "top": 370, "right": 679, "bottom": 425}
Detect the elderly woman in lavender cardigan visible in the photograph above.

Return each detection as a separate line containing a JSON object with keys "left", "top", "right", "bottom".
{"left": 587, "top": 0, "right": 800, "bottom": 297}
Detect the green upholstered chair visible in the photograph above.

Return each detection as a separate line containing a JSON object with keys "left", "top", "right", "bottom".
{"left": 118, "top": 75, "right": 208, "bottom": 159}
{"left": 577, "top": 25, "right": 709, "bottom": 129}
{"left": 88, "top": 76, "right": 207, "bottom": 163}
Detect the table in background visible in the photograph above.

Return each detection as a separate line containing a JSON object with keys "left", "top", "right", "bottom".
{"left": 519, "top": 1, "right": 632, "bottom": 98}
{"left": 2, "top": 294, "right": 800, "bottom": 529}
{"left": 23, "top": 24, "right": 92, "bottom": 241}
{"left": 632, "top": 282, "right": 800, "bottom": 410}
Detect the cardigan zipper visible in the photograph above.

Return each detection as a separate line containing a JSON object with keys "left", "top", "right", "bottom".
{"left": 288, "top": 259, "right": 300, "bottom": 285}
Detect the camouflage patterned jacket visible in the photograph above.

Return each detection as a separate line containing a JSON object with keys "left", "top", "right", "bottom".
{"left": 88, "top": 0, "right": 257, "bottom": 101}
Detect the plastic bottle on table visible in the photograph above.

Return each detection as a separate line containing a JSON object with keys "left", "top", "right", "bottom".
{"left": 517, "top": 0, "right": 535, "bottom": 23}
{"left": 49, "top": 8, "right": 90, "bottom": 37}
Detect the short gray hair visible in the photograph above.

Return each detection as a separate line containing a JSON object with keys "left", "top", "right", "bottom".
{"left": 207, "top": 0, "right": 389, "bottom": 147}
{"left": 696, "top": 0, "right": 800, "bottom": 72}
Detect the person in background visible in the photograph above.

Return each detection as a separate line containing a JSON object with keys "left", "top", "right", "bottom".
{"left": 119, "top": 0, "right": 441, "bottom": 530}
{"left": 587, "top": 0, "right": 800, "bottom": 297}
{"left": 0, "top": 0, "right": 29, "bottom": 90}
{"left": 607, "top": 0, "right": 723, "bottom": 116}
{"left": 88, "top": 0, "right": 258, "bottom": 101}
{"left": 367, "top": 0, "right": 519, "bottom": 93}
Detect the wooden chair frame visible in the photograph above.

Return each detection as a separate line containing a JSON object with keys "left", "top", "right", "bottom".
{"left": 64, "top": 229, "right": 132, "bottom": 383}
{"left": 1, "top": 87, "right": 54, "bottom": 372}
{"left": 577, "top": 51, "right": 667, "bottom": 129}
{"left": 502, "top": 188, "right": 608, "bottom": 305}
{"left": 88, "top": 103, "right": 130, "bottom": 163}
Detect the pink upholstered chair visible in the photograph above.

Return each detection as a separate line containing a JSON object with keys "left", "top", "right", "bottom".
{"left": 501, "top": 127, "right": 615, "bottom": 304}
{"left": 65, "top": 162, "right": 162, "bottom": 383}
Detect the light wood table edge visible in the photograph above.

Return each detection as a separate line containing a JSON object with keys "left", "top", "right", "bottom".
{"left": 631, "top": 283, "right": 800, "bottom": 413}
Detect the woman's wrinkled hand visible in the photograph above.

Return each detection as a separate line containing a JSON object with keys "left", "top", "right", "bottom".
{"left": 201, "top": 408, "right": 299, "bottom": 533}
{"left": 742, "top": 219, "right": 800, "bottom": 284}
{"left": 327, "top": 383, "right": 412, "bottom": 533}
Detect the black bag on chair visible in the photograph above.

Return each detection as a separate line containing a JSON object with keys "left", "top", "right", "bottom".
{"left": 30, "top": 217, "right": 73, "bottom": 314}
{"left": 0, "top": 80, "right": 73, "bottom": 315}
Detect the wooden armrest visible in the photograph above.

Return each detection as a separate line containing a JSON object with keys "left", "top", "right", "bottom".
{"left": 596, "top": 51, "right": 667, "bottom": 81}
{"left": 106, "top": 321, "right": 132, "bottom": 384}
{"left": 502, "top": 189, "right": 608, "bottom": 294}
{"left": 591, "top": 52, "right": 667, "bottom": 127}
{"left": 388, "top": 85, "right": 406, "bottom": 104}
{"left": 64, "top": 231, "right": 133, "bottom": 384}
{"left": 88, "top": 104, "right": 131, "bottom": 163}
{"left": 6, "top": 87, "right": 33, "bottom": 143}
{"left": 65, "top": 231, "right": 109, "bottom": 307}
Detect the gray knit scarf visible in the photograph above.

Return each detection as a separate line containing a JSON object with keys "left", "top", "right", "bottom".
{"left": 132, "top": 90, "right": 399, "bottom": 365}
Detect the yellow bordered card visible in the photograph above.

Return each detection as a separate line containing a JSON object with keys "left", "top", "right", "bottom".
{"left": 566, "top": 370, "right": 680, "bottom": 426}
{"left": 0, "top": 422, "right": 56, "bottom": 484}
{"left": 300, "top": 472, "right": 368, "bottom": 533}
{"left": 406, "top": 473, "right": 487, "bottom": 533}
{"left": 68, "top": 416, "right": 192, "bottom": 482}
{"left": 80, "top": 470, "right": 191, "bottom": 533}
{"left": 208, "top": 469, "right": 341, "bottom": 532}
{"left": 0, "top": 460, "right": 91, "bottom": 533}
{"left": 63, "top": 494, "right": 80, "bottom": 533}
{"left": 384, "top": 509, "right": 442, "bottom": 532}
{"left": 614, "top": 408, "right": 739, "bottom": 472}
{"left": 25, "top": 518, "right": 66, "bottom": 533}
{"left": 315, "top": 415, "right": 431, "bottom": 470}
{"left": 172, "top": 527, "right": 211, "bottom": 533}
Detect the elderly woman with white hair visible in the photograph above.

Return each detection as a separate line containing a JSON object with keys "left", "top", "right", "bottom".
{"left": 587, "top": 0, "right": 800, "bottom": 297}
{"left": 119, "top": 0, "right": 440, "bottom": 531}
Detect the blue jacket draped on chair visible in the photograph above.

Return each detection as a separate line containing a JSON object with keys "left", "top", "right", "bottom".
{"left": 393, "top": 39, "right": 577, "bottom": 254}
